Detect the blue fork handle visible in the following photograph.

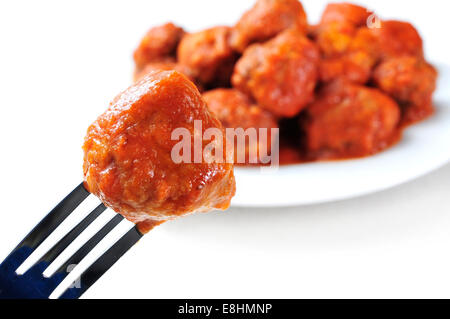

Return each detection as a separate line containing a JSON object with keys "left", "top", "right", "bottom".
{"left": 0, "top": 181, "right": 143, "bottom": 299}
{"left": 0, "top": 247, "right": 56, "bottom": 299}
{"left": 0, "top": 226, "right": 142, "bottom": 299}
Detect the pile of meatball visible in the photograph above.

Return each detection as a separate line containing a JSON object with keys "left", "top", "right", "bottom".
{"left": 133, "top": 0, "right": 437, "bottom": 163}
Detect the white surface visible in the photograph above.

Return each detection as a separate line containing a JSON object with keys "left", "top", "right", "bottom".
{"left": 0, "top": 0, "right": 449, "bottom": 299}
{"left": 233, "top": 64, "right": 450, "bottom": 206}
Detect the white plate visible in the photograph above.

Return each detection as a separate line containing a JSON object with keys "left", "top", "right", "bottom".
{"left": 232, "top": 64, "right": 450, "bottom": 207}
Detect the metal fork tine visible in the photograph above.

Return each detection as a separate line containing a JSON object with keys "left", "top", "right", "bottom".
{"left": 59, "top": 225, "right": 143, "bottom": 299}
{"left": 18, "top": 183, "right": 90, "bottom": 250}
{"left": 0, "top": 183, "right": 90, "bottom": 269}
{"left": 53, "top": 213, "right": 124, "bottom": 277}
{"left": 38, "top": 203, "right": 107, "bottom": 265}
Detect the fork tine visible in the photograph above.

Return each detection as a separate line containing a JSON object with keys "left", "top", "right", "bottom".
{"left": 53, "top": 213, "right": 124, "bottom": 277}
{"left": 59, "top": 225, "right": 143, "bottom": 299}
{"left": 38, "top": 203, "right": 107, "bottom": 265}
{"left": 0, "top": 211, "right": 124, "bottom": 299}
{"left": 18, "top": 183, "right": 90, "bottom": 250}
{"left": 0, "top": 203, "right": 105, "bottom": 298}
{"left": 0, "top": 183, "right": 90, "bottom": 269}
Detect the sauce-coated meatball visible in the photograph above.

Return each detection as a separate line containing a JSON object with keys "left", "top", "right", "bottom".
{"left": 133, "top": 61, "right": 201, "bottom": 90}
{"left": 373, "top": 56, "right": 437, "bottom": 125}
{"left": 348, "top": 27, "right": 380, "bottom": 60}
{"left": 232, "top": 29, "right": 319, "bottom": 117}
{"left": 370, "top": 20, "right": 424, "bottom": 60}
{"left": 320, "top": 3, "right": 372, "bottom": 27}
{"left": 315, "top": 21, "right": 356, "bottom": 58}
{"left": 315, "top": 16, "right": 423, "bottom": 85}
{"left": 177, "top": 26, "right": 237, "bottom": 87}
{"left": 305, "top": 81, "right": 401, "bottom": 159}
{"left": 133, "top": 23, "right": 185, "bottom": 71}
{"left": 83, "top": 71, "right": 236, "bottom": 233}
{"left": 230, "top": 0, "right": 308, "bottom": 52}
{"left": 319, "top": 50, "right": 374, "bottom": 84}
{"left": 315, "top": 23, "right": 377, "bottom": 84}
{"left": 203, "top": 89, "right": 278, "bottom": 164}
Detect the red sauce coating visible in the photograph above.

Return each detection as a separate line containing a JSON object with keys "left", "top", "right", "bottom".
{"left": 203, "top": 88, "right": 278, "bottom": 164}
{"left": 315, "top": 21, "right": 357, "bottom": 58}
{"left": 313, "top": 20, "right": 376, "bottom": 85}
{"left": 373, "top": 56, "right": 438, "bottom": 125}
{"left": 319, "top": 50, "right": 374, "bottom": 84}
{"left": 230, "top": 0, "right": 308, "bottom": 52}
{"left": 83, "top": 71, "right": 235, "bottom": 233}
{"left": 304, "top": 81, "right": 401, "bottom": 160}
{"left": 133, "top": 61, "right": 202, "bottom": 91}
{"left": 320, "top": 3, "right": 372, "bottom": 27}
{"left": 177, "top": 26, "right": 237, "bottom": 87}
{"left": 232, "top": 29, "right": 320, "bottom": 118}
{"left": 369, "top": 20, "right": 424, "bottom": 60}
{"left": 133, "top": 23, "right": 185, "bottom": 71}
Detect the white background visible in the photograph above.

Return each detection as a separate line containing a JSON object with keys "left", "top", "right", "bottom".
{"left": 0, "top": 0, "right": 449, "bottom": 298}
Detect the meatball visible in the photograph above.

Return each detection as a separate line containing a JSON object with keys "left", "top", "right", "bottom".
{"left": 373, "top": 56, "right": 437, "bottom": 125}
{"left": 348, "top": 27, "right": 380, "bottom": 60}
{"left": 305, "top": 81, "right": 401, "bottom": 159}
{"left": 133, "top": 61, "right": 202, "bottom": 90}
{"left": 203, "top": 89, "right": 278, "bottom": 164}
{"left": 320, "top": 2, "right": 372, "bottom": 27}
{"left": 370, "top": 20, "right": 424, "bottom": 60}
{"left": 177, "top": 26, "right": 237, "bottom": 87}
{"left": 232, "top": 29, "right": 320, "bottom": 118}
{"left": 133, "top": 23, "right": 185, "bottom": 71}
{"left": 319, "top": 50, "right": 374, "bottom": 84}
{"left": 315, "top": 22, "right": 378, "bottom": 85}
{"left": 83, "top": 71, "right": 236, "bottom": 233}
{"left": 315, "top": 21, "right": 357, "bottom": 58}
{"left": 316, "top": 19, "right": 423, "bottom": 85}
{"left": 230, "top": 0, "right": 308, "bottom": 52}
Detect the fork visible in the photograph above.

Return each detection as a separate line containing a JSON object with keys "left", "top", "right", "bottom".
{"left": 0, "top": 183, "right": 142, "bottom": 299}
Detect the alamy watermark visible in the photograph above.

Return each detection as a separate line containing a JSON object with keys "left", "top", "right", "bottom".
{"left": 171, "top": 120, "right": 279, "bottom": 170}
